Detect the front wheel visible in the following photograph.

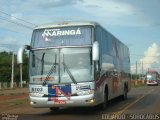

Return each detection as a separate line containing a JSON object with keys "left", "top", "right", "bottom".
{"left": 50, "top": 107, "right": 59, "bottom": 111}
{"left": 99, "top": 91, "right": 108, "bottom": 110}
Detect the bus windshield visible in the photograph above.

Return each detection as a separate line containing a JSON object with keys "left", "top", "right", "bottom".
{"left": 29, "top": 48, "right": 94, "bottom": 84}
{"left": 146, "top": 73, "right": 157, "bottom": 81}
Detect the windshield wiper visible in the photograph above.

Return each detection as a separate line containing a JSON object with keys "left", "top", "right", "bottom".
{"left": 89, "top": 49, "right": 92, "bottom": 65}
{"left": 42, "top": 54, "right": 57, "bottom": 86}
{"left": 62, "top": 54, "right": 77, "bottom": 84}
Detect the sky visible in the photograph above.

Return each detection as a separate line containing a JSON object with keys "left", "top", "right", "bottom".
{"left": 0, "top": 0, "right": 160, "bottom": 74}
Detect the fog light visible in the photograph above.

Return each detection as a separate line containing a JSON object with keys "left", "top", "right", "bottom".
{"left": 86, "top": 99, "right": 95, "bottom": 103}
{"left": 30, "top": 101, "right": 33, "bottom": 105}
{"left": 90, "top": 99, "right": 94, "bottom": 103}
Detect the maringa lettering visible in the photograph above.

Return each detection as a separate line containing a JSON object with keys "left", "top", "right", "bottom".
{"left": 42, "top": 28, "right": 81, "bottom": 41}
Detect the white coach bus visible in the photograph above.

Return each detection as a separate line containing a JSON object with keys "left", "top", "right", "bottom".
{"left": 17, "top": 21, "right": 131, "bottom": 111}
{"left": 146, "top": 70, "right": 160, "bottom": 86}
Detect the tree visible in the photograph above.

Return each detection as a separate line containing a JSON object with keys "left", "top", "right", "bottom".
{"left": 0, "top": 51, "right": 29, "bottom": 83}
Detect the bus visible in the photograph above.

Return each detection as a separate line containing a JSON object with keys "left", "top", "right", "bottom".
{"left": 17, "top": 21, "right": 131, "bottom": 111}
{"left": 146, "top": 70, "right": 160, "bottom": 86}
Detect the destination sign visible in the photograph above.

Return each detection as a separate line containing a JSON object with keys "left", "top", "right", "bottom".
{"left": 31, "top": 26, "right": 92, "bottom": 48}
{"left": 42, "top": 28, "right": 81, "bottom": 41}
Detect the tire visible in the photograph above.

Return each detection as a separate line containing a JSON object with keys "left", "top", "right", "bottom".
{"left": 121, "top": 86, "right": 127, "bottom": 100}
{"left": 99, "top": 91, "right": 108, "bottom": 110}
{"left": 50, "top": 107, "right": 59, "bottom": 111}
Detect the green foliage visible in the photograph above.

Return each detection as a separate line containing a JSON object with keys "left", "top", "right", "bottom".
{"left": 0, "top": 51, "right": 29, "bottom": 82}
{"left": 131, "top": 74, "right": 145, "bottom": 80}
{"left": 9, "top": 100, "right": 23, "bottom": 106}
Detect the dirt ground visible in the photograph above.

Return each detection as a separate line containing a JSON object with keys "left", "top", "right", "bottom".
{"left": 0, "top": 88, "right": 48, "bottom": 114}
{"left": 0, "top": 88, "right": 28, "bottom": 95}
{"left": 0, "top": 88, "right": 28, "bottom": 112}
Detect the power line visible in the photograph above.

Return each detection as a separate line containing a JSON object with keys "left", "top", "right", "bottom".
{"left": 0, "top": 16, "right": 33, "bottom": 29}
{"left": 130, "top": 53, "right": 160, "bottom": 57}
{"left": 1, "top": 26, "right": 31, "bottom": 36}
{"left": 131, "top": 61, "right": 160, "bottom": 64}
{"left": 131, "top": 63, "right": 160, "bottom": 65}
{"left": 0, "top": 10, "right": 37, "bottom": 26}
{"left": 0, "top": 43, "right": 20, "bottom": 51}
{"left": 0, "top": 43, "right": 19, "bottom": 46}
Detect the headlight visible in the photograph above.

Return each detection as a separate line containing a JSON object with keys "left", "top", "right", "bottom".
{"left": 77, "top": 90, "right": 94, "bottom": 96}
{"left": 30, "top": 92, "right": 44, "bottom": 97}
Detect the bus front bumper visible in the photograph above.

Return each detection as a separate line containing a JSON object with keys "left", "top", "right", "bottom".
{"left": 147, "top": 81, "right": 158, "bottom": 85}
{"left": 29, "top": 94, "right": 96, "bottom": 108}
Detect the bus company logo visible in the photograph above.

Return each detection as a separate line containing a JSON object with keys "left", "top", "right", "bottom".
{"left": 42, "top": 28, "right": 81, "bottom": 41}
{"left": 54, "top": 100, "right": 66, "bottom": 105}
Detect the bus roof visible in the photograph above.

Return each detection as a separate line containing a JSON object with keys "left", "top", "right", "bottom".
{"left": 34, "top": 21, "right": 129, "bottom": 49}
{"left": 34, "top": 21, "right": 98, "bottom": 29}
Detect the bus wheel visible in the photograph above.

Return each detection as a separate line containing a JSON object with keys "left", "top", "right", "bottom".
{"left": 99, "top": 91, "right": 108, "bottom": 110}
{"left": 121, "top": 86, "right": 127, "bottom": 100}
{"left": 50, "top": 107, "right": 59, "bottom": 111}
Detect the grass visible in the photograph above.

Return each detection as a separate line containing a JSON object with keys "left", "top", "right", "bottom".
{"left": 0, "top": 88, "right": 16, "bottom": 91}
{"left": 0, "top": 93, "right": 4, "bottom": 96}
{"left": 131, "top": 83, "right": 146, "bottom": 88}
{"left": 9, "top": 100, "right": 23, "bottom": 106}
{"left": 10, "top": 93, "right": 16, "bottom": 95}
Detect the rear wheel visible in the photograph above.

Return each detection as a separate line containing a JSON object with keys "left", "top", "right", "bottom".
{"left": 121, "top": 85, "right": 128, "bottom": 100}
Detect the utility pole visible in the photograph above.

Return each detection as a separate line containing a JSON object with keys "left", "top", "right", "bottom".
{"left": 136, "top": 61, "right": 137, "bottom": 80}
{"left": 142, "top": 61, "right": 143, "bottom": 78}
{"left": 11, "top": 52, "right": 14, "bottom": 88}
{"left": 20, "top": 64, "right": 23, "bottom": 88}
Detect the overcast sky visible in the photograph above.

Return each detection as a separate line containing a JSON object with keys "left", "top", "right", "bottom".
{"left": 0, "top": 0, "right": 160, "bottom": 73}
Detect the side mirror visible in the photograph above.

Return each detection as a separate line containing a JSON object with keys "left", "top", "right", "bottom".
{"left": 17, "top": 45, "right": 30, "bottom": 64}
{"left": 92, "top": 41, "right": 99, "bottom": 61}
